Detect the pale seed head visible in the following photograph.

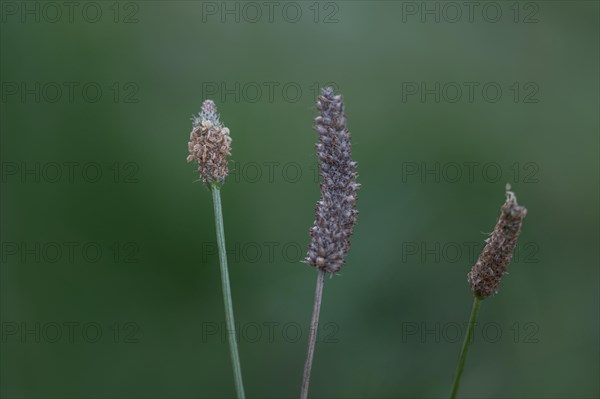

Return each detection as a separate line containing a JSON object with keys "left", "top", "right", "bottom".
{"left": 187, "top": 100, "right": 232, "bottom": 186}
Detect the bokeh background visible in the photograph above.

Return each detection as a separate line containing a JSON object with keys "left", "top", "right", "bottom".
{"left": 1, "top": 1, "right": 598, "bottom": 398}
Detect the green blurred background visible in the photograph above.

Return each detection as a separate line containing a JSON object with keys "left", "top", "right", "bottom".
{"left": 1, "top": 1, "right": 598, "bottom": 398}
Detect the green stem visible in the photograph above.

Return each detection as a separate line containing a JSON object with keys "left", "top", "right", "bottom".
{"left": 450, "top": 296, "right": 481, "bottom": 399}
{"left": 300, "top": 268, "right": 326, "bottom": 399}
{"left": 211, "top": 184, "right": 245, "bottom": 399}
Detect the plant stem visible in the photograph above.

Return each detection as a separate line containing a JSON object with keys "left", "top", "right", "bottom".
{"left": 301, "top": 268, "right": 326, "bottom": 399}
{"left": 211, "top": 184, "right": 245, "bottom": 399}
{"left": 450, "top": 296, "right": 481, "bottom": 399}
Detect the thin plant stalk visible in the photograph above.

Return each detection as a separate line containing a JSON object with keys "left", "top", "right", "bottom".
{"left": 450, "top": 296, "right": 481, "bottom": 399}
{"left": 301, "top": 269, "right": 326, "bottom": 399}
{"left": 211, "top": 184, "right": 245, "bottom": 399}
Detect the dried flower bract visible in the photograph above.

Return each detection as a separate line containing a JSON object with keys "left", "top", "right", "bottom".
{"left": 305, "top": 87, "right": 360, "bottom": 274}
{"left": 187, "top": 100, "right": 231, "bottom": 185}
{"left": 467, "top": 187, "right": 527, "bottom": 298}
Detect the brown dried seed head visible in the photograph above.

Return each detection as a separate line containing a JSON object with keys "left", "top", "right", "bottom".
{"left": 467, "top": 187, "right": 527, "bottom": 298}
{"left": 305, "top": 87, "right": 360, "bottom": 274}
{"left": 187, "top": 100, "right": 231, "bottom": 185}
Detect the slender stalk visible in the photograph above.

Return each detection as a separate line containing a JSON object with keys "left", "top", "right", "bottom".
{"left": 450, "top": 296, "right": 481, "bottom": 399}
{"left": 211, "top": 184, "right": 245, "bottom": 399}
{"left": 301, "top": 269, "right": 326, "bottom": 399}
